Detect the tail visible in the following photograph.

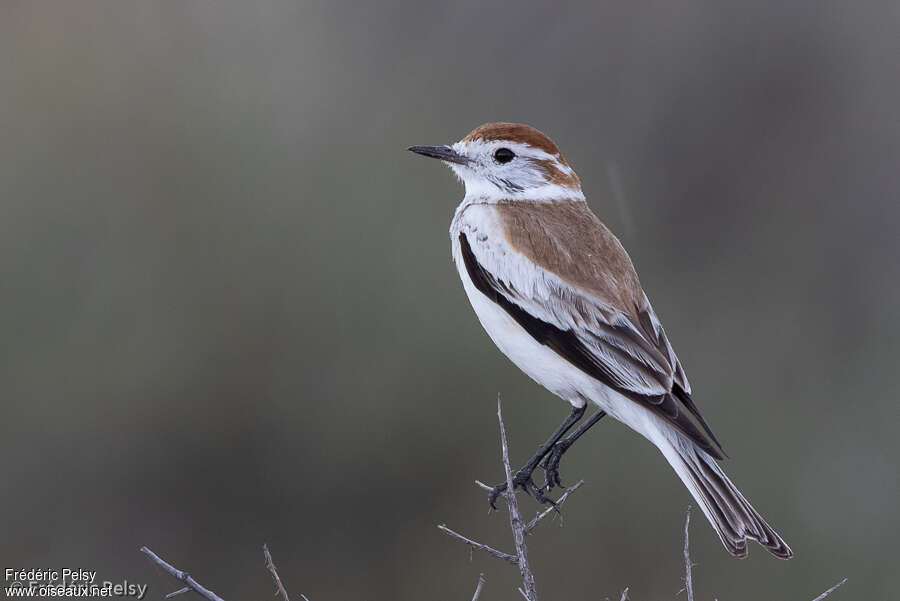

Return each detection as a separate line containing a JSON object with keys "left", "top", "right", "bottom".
{"left": 657, "top": 431, "right": 793, "bottom": 559}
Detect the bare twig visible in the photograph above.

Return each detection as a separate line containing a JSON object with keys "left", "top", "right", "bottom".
{"left": 675, "top": 505, "right": 846, "bottom": 601}
{"left": 497, "top": 396, "right": 538, "bottom": 601}
{"left": 140, "top": 546, "right": 226, "bottom": 601}
{"left": 263, "top": 544, "right": 292, "bottom": 601}
{"left": 470, "top": 573, "right": 486, "bottom": 601}
{"left": 474, "top": 480, "right": 493, "bottom": 492}
{"left": 448, "top": 401, "right": 594, "bottom": 599}
{"left": 810, "top": 578, "right": 847, "bottom": 601}
{"left": 446, "top": 400, "right": 599, "bottom": 599}
{"left": 438, "top": 524, "right": 519, "bottom": 564}
{"left": 525, "top": 480, "right": 585, "bottom": 533}
{"left": 683, "top": 507, "right": 695, "bottom": 601}
{"left": 140, "top": 412, "right": 849, "bottom": 601}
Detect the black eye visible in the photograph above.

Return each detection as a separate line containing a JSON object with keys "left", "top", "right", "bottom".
{"left": 493, "top": 148, "right": 515, "bottom": 164}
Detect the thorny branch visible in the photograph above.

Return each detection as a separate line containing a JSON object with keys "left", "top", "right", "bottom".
{"left": 139, "top": 547, "right": 226, "bottom": 601}
{"left": 473, "top": 478, "right": 584, "bottom": 534}
{"left": 683, "top": 506, "right": 695, "bottom": 601}
{"left": 437, "top": 524, "right": 519, "bottom": 565}
{"left": 440, "top": 399, "right": 849, "bottom": 601}
{"left": 496, "top": 397, "right": 539, "bottom": 601}
{"left": 470, "top": 573, "right": 486, "bottom": 601}
{"left": 680, "top": 507, "right": 846, "bottom": 601}
{"left": 264, "top": 544, "right": 292, "bottom": 601}
{"left": 140, "top": 402, "right": 849, "bottom": 601}
{"left": 810, "top": 579, "right": 847, "bottom": 601}
{"left": 525, "top": 480, "right": 584, "bottom": 532}
{"left": 440, "top": 397, "right": 588, "bottom": 600}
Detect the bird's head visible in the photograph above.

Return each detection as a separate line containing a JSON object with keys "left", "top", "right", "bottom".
{"left": 409, "top": 122, "right": 583, "bottom": 201}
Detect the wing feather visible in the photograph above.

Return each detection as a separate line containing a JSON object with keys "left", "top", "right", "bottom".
{"left": 459, "top": 231, "right": 724, "bottom": 459}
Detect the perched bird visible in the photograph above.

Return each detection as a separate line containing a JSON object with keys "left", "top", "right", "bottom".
{"left": 409, "top": 122, "right": 792, "bottom": 559}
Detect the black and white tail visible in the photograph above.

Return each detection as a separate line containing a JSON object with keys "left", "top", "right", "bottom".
{"left": 657, "top": 430, "right": 793, "bottom": 559}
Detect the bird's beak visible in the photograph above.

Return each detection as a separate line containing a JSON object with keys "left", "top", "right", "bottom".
{"left": 407, "top": 145, "right": 470, "bottom": 165}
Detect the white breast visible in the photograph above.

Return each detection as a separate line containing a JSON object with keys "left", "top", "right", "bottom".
{"left": 456, "top": 262, "right": 587, "bottom": 407}
{"left": 448, "top": 201, "right": 668, "bottom": 444}
{"left": 448, "top": 202, "right": 590, "bottom": 407}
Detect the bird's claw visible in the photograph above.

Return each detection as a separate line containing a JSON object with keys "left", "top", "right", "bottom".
{"left": 488, "top": 469, "right": 557, "bottom": 510}
{"left": 541, "top": 441, "right": 571, "bottom": 491}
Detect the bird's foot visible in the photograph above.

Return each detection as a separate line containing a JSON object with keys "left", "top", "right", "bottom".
{"left": 488, "top": 467, "right": 557, "bottom": 510}
{"left": 541, "top": 440, "right": 573, "bottom": 491}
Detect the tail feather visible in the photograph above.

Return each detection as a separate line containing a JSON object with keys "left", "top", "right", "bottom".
{"left": 660, "top": 432, "right": 793, "bottom": 559}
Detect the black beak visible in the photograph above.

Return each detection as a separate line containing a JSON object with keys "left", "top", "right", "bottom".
{"left": 407, "top": 145, "right": 470, "bottom": 165}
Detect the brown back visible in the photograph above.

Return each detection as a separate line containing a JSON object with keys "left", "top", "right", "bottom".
{"left": 496, "top": 200, "right": 645, "bottom": 315}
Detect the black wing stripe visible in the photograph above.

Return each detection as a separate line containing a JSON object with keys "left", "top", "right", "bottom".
{"left": 459, "top": 232, "right": 723, "bottom": 460}
{"left": 673, "top": 384, "right": 726, "bottom": 456}
{"left": 635, "top": 307, "right": 725, "bottom": 455}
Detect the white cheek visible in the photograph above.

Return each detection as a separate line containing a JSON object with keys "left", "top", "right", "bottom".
{"left": 450, "top": 159, "right": 536, "bottom": 191}
{"left": 448, "top": 140, "right": 584, "bottom": 202}
{"left": 504, "top": 162, "right": 544, "bottom": 187}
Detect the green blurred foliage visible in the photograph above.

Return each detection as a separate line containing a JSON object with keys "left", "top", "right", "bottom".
{"left": 1, "top": 1, "right": 898, "bottom": 599}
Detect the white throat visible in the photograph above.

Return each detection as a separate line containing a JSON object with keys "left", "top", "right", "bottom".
{"left": 455, "top": 175, "right": 586, "bottom": 203}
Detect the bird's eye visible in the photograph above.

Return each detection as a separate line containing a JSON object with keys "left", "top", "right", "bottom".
{"left": 493, "top": 148, "right": 515, "bottom": 164}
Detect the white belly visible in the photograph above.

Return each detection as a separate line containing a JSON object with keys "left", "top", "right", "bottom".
{"left": 463, "top": 279, "right": 588, "bottom": 407}
{"left": 459, "top": 259, "right": 663, "bottom": 429}
{"left": 451, "top": 237, "right": 598, "bottom": 402}
{"left": 457, "top": 264, "right": 672, "bottom": 448}
{"left": 449, "top": 206, "right": 668, "bottom": 446}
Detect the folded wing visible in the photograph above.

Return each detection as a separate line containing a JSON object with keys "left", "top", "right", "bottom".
{"left": 459, "top": 231, "right": 724, "bottom": 459}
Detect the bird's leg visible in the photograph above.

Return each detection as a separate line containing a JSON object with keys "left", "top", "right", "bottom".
{"left": 488, "top": 404, "right": 586, "bottom": 509}
{"left": 542, "top": 410, "right": 607, "bottom": 490}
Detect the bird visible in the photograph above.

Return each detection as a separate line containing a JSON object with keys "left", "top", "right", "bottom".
{"left": 408, "top": 122, "right": 792, "bottom": 559}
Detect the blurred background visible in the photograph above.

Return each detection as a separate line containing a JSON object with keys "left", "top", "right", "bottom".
{"left": 1, "top": 1, "right": 898, "bottom": 599}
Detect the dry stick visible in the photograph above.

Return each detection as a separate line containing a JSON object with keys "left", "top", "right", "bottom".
{"left": 470, "top": 573, "right": 486, "bottom": 601}
{"left": 524, "top": 480, "right": 584, "bottom": 532}
{"left": 140, "top": 547, "right": 226, "bottom": 601}
{"left": 473, "top": 478, "right": 585, "bottom": 534}
{"left": 442, "top": 401, "right": 589, "bottom": 599}
{"left": 437, "top": 524, "right": 519, "bottom": 565}
{"left": 679, "top": 505, "right": 846, "bottom": 601}
{"left": 263, "top": 544, "right": 292, "bottom": 601}
{"left": 497, "top": 396, "right": 539, "bottom": 601}
{"left": 473, "top": 479, "right": 496, "bottom": 493}
{"left": 683, "top": 507, "right": 694, "bottom": 601}
{"left": 442, "top": 429, "right": 586, "bottom": 601}
{"left": 810, "top": 578, "right": 847, "bottom": 601}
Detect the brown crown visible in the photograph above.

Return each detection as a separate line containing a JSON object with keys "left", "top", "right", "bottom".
{"left": 462, "top": 122, "right": 560, "bottom": 156}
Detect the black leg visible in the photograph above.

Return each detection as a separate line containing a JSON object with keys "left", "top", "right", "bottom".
{"left": 542, "top": 410, "right": 607, "bottom": 490}
{"left": 488, "top": 404, "right": 586, "bottom": 509}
